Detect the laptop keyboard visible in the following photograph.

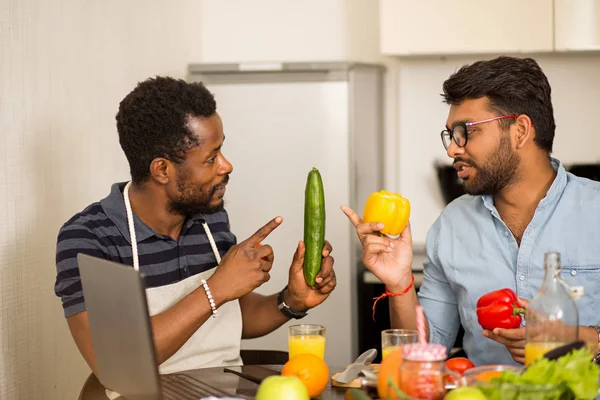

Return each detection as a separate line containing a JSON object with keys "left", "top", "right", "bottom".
{"left": 161, "top": 373, "right": 234, "bottom": 399}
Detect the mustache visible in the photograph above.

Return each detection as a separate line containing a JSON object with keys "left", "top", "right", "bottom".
{"left": 213, "top": 174, "right": 230, "bottom": 191}
{"left": 454, "top": 158, "right": 476, "bottom": 168}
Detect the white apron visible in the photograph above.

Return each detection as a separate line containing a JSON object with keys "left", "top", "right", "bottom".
{"left": 105, "top": 182, "right": 242, "bottom": 399}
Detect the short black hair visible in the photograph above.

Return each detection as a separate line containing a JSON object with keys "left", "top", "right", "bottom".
{"left": 442, "top": 56, "right": 555, "bottom": 152}
{"left": 116, "top": 76, "right": 217, "bottom": 182}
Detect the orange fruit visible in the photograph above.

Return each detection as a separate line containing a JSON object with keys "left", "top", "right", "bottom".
{"left": 281, "top": 353, "right": 330, "bottom": 398}
{"left": 377, "top": 348, "right": 403, "bottom": 399}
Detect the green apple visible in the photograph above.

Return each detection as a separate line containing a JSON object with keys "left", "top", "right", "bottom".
{"left": 255, "top": 376, "right": 310, "bottom": 400}
{"left": 444, "top": 386, "right": 487, "bottom": 400}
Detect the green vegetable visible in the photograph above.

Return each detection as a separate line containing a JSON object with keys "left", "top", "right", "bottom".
{"left": 303, "top": 167, "right": 325, "bottom": 286}
{"left": 477, "top": 348, "right": 599, "bottom": 400}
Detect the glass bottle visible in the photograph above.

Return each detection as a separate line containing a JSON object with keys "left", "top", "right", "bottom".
{"left": 524, "top": 252, "right": 579, "bottom": 366}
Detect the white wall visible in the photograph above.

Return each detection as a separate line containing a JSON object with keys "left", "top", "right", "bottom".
{"left": 397, "top": 54, "right": 600, "bottom": 245}
{"left": 0, "top": 1, "right": 202, "bottom": 398}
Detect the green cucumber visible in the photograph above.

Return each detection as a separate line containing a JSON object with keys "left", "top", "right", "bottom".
{"left": 303, "top": 167, "right": 326, "bottom": 286}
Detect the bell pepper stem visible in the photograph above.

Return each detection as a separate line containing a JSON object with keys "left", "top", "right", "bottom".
{"left": 513, "top": 306, "right": 526, "bottom": 316}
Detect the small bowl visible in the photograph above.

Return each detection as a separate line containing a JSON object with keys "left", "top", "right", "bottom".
{"left": 461, "top": 365, "right": 565, "bottom": 399}
{"left": 460, "top": 365, "right": 523, "bottom": 386}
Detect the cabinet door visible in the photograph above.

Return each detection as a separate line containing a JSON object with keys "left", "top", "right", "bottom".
{"left": 380, "top": 0, "right": 554, "bottom": 55}
{"left": 555, "top": 0, "right": 600, "bottom": 51}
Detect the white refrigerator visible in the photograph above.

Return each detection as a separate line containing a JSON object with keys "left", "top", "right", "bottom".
{"left": 187, "top": 62, "right": 384, "bottom": 366}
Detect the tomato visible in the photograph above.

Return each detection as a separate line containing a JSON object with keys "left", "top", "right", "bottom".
{"left": 444, "top": 357, "right": 475, "bottom": 375}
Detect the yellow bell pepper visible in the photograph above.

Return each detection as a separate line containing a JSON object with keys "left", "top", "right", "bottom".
{"left": 362, "top": 190, "right": 411, "bottom": 236}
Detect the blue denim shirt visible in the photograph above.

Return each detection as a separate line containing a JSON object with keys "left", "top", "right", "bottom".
{"left": 417, "top": 158, "right": 600, "bottom": 366}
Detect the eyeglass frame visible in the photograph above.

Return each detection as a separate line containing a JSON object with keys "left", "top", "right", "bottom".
{"left": 440, "top": 115, "right": 526, "bottom": 150}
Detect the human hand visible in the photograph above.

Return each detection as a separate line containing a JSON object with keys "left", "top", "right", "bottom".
{"left": 285, "top": 240, "right": 336, "bottom": 311}
{"left": 208, "top": 217, "right": 282, "bottom": 303}
{"left": 341, "top": 205, "right": 413, "bottom": 291}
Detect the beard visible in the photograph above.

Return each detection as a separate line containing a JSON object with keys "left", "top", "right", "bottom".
{"left": 167, "top": 172, "right": 229, "bottom": 217}
{"left": 459, "top": 134, "right": 521, "bottom": 196}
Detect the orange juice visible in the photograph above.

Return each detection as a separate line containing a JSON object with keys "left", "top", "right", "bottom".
{"left": 289, "top": 335, "right": 326, "bottom": 359}
{"left": 382, "top": 345, "right": 403, "bottom": 360}
{"left": 525, "top": 342, "right": 565, "bottom": 366}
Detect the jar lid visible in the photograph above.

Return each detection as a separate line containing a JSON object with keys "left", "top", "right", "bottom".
{"left": 402, "top": 343, "right": 447, "bottom": 361}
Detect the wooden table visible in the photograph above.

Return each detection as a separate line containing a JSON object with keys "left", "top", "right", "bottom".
{"left": 80, "top": 365, "right": 371, "bottom": 399}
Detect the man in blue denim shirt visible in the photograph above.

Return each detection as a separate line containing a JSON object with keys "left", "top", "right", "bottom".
{"left": 343, "top": 56, "right": 600, "bottom": 366}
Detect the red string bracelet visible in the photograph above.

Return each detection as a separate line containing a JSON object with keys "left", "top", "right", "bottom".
{"left": 372, "top": 275, "right": 415, "bottom": 321}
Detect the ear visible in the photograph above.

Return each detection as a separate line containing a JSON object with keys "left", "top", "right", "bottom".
{"left": 513, "top": 114, "right": 534, "bottom": 150}
{"left": 149, "top": 158, "right": 172, "bottom": 185}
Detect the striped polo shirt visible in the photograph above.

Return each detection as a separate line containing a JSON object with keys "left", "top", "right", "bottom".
{"left": 54, "top": 182, "right": 237, "bottom": 318}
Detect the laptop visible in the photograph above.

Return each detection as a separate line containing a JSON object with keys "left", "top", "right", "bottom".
{"left": 77, "top": 253, "right": 235, "bottom": 400}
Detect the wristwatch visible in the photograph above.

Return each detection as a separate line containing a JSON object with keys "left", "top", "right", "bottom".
{"left": 277, "top": 286, "right": 308, "bottom": 319}
{"left": 591, "top": 326, "right": 600, "bottom": 364}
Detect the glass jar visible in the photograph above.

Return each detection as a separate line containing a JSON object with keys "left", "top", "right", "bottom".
{"left": 525, "top": 252, "right": 579, "bottom": 366}
{"left": 398, "top": 343, "right": 447, "bottom": 400}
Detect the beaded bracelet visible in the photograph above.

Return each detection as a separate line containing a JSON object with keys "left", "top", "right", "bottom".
{"left": 200, "top": 279, "right": 218, "bottom": 318}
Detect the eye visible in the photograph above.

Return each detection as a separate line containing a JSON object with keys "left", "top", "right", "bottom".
{"left": 206, "top": 156, "right": 216, "bottom": 164}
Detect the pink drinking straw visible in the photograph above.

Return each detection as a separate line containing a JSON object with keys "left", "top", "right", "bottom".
{"left": 416, "top": 305, "right": 427, "bottom": 345}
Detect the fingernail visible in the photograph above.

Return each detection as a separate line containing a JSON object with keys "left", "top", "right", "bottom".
{"left": 377, "top": 223, "right": 384, "bottom": 229}
{"left": 316, "top": 277, "right": 323, "bottom": 283}
{"left": 275, "top": 216, "right": 283, "bottom": 223}
{"left": 388, "top": 241, "right": 395, "bottom": 248}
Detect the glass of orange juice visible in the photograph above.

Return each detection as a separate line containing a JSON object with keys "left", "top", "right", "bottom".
{"left": 288, "top": 324, "right": 326, "bottom": 359}
{"left": 381, "top": 329, "right": 418, "bottom": 360}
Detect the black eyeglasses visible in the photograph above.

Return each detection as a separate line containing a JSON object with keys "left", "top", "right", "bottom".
{"left": 441, "top": 115, "right": 520, "bottom": 150}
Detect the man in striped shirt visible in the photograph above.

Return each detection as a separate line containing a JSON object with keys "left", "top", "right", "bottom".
{"left": 54, "top": 76, "right": 337, "bottom": 375}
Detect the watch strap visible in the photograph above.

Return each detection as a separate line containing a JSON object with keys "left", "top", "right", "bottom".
{"left": 277, "top": 286, "right": 308, "bottom": 319}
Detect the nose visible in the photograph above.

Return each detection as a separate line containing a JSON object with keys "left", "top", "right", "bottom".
{"left": 446, "top": 139, "right": 465, "bottom": 160}
{"left": 219, "top": 153, "right": 233, "bottom": 175}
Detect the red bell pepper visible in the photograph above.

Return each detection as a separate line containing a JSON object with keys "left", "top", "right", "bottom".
{"left": 476, "top": 288, "right": 526, "bottom": 331}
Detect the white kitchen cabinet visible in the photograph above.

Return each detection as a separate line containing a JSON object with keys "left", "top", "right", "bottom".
{"left": 197, "top": 0, "right": 382, "bottom": 63}
{"left": 380, "top": 0, "right": 554, "bottom": 55}
{"left": 555, "top": 0, "right": 600, "bottom": 51}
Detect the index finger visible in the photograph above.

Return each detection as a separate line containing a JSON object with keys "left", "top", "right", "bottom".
{"left": 341, "top": 206, "right": 363, "bottom": 228}
{"left": 245, "top": 216, "right": 283, "bottom": 247}
{"left": 492, "top": 327, "right": 526, "bottom": 340}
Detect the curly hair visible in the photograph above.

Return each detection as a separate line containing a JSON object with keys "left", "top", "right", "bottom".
{"left": 116, "top": 76, "right": 217, "bottom": 182}
{"left": 442, "top": 56, "right": 556, "bottom": 153}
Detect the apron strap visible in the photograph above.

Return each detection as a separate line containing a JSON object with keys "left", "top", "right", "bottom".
{"left": 202, "top": 223, "right": 222, "bottom": 264}
{"left": 123, "top": 181, "right": 222, "bottom": 270}
{"left": 123, "top": 182, "right": 140, "bottom": 272}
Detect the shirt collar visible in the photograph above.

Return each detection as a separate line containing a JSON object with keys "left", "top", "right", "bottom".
{"left": 100, "top": 182, "right": 209, "bottom": 244}
{"left": 482, "top": 157, "right": 567, "bottom": 213}
{"left": 100, "top": 182, "right": 157, "bottom": 244}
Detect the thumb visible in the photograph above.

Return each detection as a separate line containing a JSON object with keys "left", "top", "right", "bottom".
{"left": 399, "top": 220, "right": 412, "bottom": 245}
{"left": 289, "top": 241, "right": 305, "bottom": 275}
{"left": 518, "top": 297, "right": 530, "bottom": 308}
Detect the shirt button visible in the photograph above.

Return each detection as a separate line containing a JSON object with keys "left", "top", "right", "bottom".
{"left": 183, "top": 266, "right": 188, "bottom": 274}
{"left": 519, "top": 275, "right": 525, "bottom": 281}
{"left": 504, "top": 231, "right": 510, "bottom": 237}
{"left": 570, "top": 269, "right": 577, "bottom": 276}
